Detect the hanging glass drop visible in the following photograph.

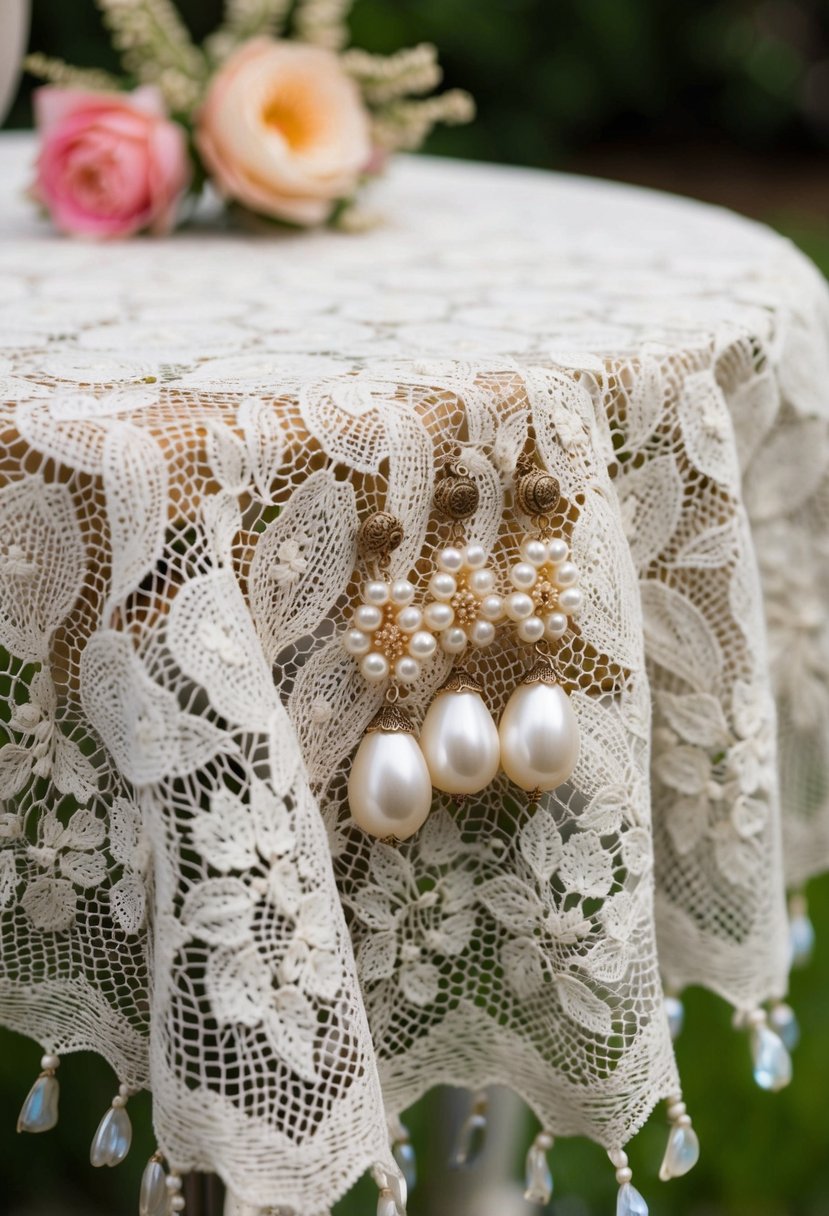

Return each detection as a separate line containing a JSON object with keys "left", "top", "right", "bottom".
{"left": 139, "top": 1157, "right": 168, "bottom": 1216}
{"left": 664, "top": 995, "right": 684, "bottom": 1041}
{"left": 751, "top": 1024, "right": 792, "bottom": 1092}
{"left": 658, "top": 1123, "right": 700, "bottom": 1181}
{"left": 789, "top": 913, "right": 815, "bottom": 968}
{"left": 392, "top": 1138, "right": 416, "bottom": 1194}
{"left": 616, "top": 1182, "right": 649, "bottom": 1216}
{"left": 90, "top": 1103, "right": 133, "bottom": 1167}
{"left": 376, "top": 1187, "right": 398, "bottom": 1216}
{"left": 17, "top": 1072, "right": 60, "bottom": 1134}
{"left": 449, "top": 1093, "right": 487, "bottom": 1169}
{"left": 769, "top": 1002, "right": 800, "bottom": 1052}
{"left": 523, "top": 1139, "right": 554, "bottom": 1204}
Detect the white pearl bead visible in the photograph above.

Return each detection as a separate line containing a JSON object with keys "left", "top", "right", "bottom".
{"left": 395, "top": 656, "right": 420, "bottom": 684}
{"left": 499, "top": 680, "right": 580, "bottom": 790}
{"left": 390, "top": 579, "right": 416, "bottom": 606}
{"left": 505, "top": 591, "right": 534, "bottom": 621}
{"left": 510, "top": 561, "right": 537, "bottom": 591}
{"left": 344, "top": 628, "right": 371, "bottom": 656}
{"left": 424, "top": 601, "right": 454, "bottom": 631}
{"left": 355, "top": 603, "right": 382, "bottom": 631}
{"left": 348, "top": 728, "right": 432, "bottom": 839}
{"left": 361, "top": 653, "right": 389, "bottom": 683}
{"left": 547, "top": 538, "right": 568, "bottom": 564}
{"left": 430, "top": 571, "right": 457, "bottom": 601}
{"left": 420, "top": 690, "right": 500, "bottom": 794}
{"left": 441, "top": 627, "right": 468, "bottom": 655}
{"left": 396, "top": 605, "right": 423, "bottom": 633}
{"left": 517, "top": 615, "right": 545, "bottom": 643}
{"left": 468, "top": 567, "right": 495, "bottom": 595}
{"left": 556, "top": 561, "right": 579, "bottom": 587}
{"left": 465, "top": 543, "right": 487, "bottom": 569}
{"left": 438, "top": 547, "right": 464, "bottom": 573}
{"left": 544, "top": 612, "right": 568, "bottom": 640}
{"left": 470, "top": 619, "right": 496, "bottom": 647}
{"left": 363, "top": 580, "right": 390, "bottom": 606}
{"left": 409, "top": 630, "right": 437, "bottom": 659}
{"left": 165, "top": 1176, "right": 183, "bottom": 1193}
{"left": 40, "top": 1055, "right": 60, "bottom": 1072}
{"left": 480, "top": 594, "right": 504, "bottom": 622}
{"left": 521, "top": 537, "right": 548, "bottom": 567}
{"left": 169, "top": 1197, "right": 186, "bottom": 1213}
{"left": 559, "top": 586, "right": 583, "bottom": 614}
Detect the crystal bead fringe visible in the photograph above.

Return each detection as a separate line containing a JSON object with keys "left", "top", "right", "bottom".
{"left": 664, "top": 993, "right": 684, "bottom": 1041}
{"left": 17, "top": 1053, "right": 60, "bottom": 1134}
{"left": 139, "top": 1153, "right": 167, "bottom": 1216}
{"left": 658, "top": 1096, "right": 700, "bottom": 1182}
{"left": 523, "top": 1131, "right": 554, "bottom": 1204}
{"left": 90, "top": 1085, "right": 133, "bottom": 1167}
{"left": 371, "top": 1163, "right": 407, "bottom": 1216}
{"left": 389, "top": 1116, "right": 416, "bottom": 1194}
{"left": 769, "top": 1001, "right": 800, "bottom": 1051}
{"left": 609, "top": 1149, "right": 648, "bottom": 1216}
{"left": 788, "top": 893, "right": 815, "bottom": 968}
{"left": 449, "top": 1089, "right": 488, "bottom": 1168}
{"left": 735, "top": 1008, "right": 793, "bottom": 1092}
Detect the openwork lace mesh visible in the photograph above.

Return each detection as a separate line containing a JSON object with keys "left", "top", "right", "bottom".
{"left": 0, "top": 139, "right": 827, "bottom": 1210}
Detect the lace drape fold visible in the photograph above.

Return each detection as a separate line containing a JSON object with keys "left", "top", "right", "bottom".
{"left": 0, "top": 134, "right": 828, "bottom": 1211}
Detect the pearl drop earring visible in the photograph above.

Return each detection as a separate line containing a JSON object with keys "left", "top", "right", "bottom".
{"left": 499, "top": 455, "right": 581, "bottom": 796}
{"left": 344, "top": 510, "right": 433, "bottom": 841}
{"left": 419, "top": 462, "right": 501, "bottom": 798}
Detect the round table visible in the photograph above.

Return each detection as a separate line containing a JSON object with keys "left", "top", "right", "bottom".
{"left": 0, "top": 130, "right": 827, "bottom": 1214}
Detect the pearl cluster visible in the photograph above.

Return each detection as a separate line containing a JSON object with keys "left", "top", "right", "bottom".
{"left": 343, "top": 540, "right": 583, "bottom": 684}
{"left": 423, "top": 544, "right": 504, "bottom": 655}
{"left": 343, "top": 578, "right": 437, "bottom": 685}
{"left": 505, "top": 536, "right": 583, "bottom": 645}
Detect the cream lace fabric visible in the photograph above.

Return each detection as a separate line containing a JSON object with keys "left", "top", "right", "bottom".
{"left": 1, "top": 131, "right": 828, "bottom": 1210}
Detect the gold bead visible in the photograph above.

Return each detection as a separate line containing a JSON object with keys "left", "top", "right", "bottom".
{"left": 433, "top": 462, "right": 480, "bottom": 521}
{"left": 358, "top": 511, "right": 404, "bottom": 560}
{"left": 515, "top": 457, "right": 560, "bottom": 518}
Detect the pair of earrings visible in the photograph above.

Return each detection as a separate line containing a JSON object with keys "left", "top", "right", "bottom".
{"left": 344, "top": 456, "right": 582, "bottom": 840}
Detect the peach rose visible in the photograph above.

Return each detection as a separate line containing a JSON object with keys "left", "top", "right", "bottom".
{"left": 196, "top": 39, "right": 372, "bottom": 226}
{"left": 32, "top": 86, "right": 190, "bottom": 239}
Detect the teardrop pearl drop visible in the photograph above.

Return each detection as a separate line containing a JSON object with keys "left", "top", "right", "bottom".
{"left": 499, "top": 663, "right": 579, "bottom": 791}
{"left": 17, "top": 1073, "right": 60, "bottom": 1133}
{"left": 140, "top": 1158, "right": 168, "bottom": 1216}
{"left": 393, "top": 1139, "right": 417, "bottom": 1193}
{"left": 658, "top": 1123, "right": 700, "bottom": 1181}
{"left": 616, "top": 1182, "right": 648, "bottom": 1216}
{"left": 90, "top": 1103, "right": 133, "bottom": 1167}
{"left": 420, "top": 675, "right": 500, "bottom": 795}
{"left": 349, "top": 706, "right": 432, "bottom": 840}
{"left": 751, "top": 1024, "right": 792, "bottom": 1092}
{"left": 377, "top": 1189, "right": 398, "bottom": 1216}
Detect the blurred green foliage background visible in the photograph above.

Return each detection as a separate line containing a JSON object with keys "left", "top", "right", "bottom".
{"left": 3, "top": 2, "right": 829, "bottom": 1214}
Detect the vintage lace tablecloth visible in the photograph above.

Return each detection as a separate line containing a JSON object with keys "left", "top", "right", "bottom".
{"left": 1, "top": 129, "right": 828, "bottom": 1212}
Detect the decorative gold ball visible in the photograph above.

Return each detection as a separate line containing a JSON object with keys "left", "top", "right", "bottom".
{"left": 434, "top": 466, "right": 480, "bottom": 520}
{"left": 515, "top": 467, "right": 560, "bottom": 518}
{"left": 358, "top": 511, "right": 404, "bottom": 559}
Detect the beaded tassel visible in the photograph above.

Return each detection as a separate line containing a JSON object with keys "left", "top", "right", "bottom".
{"left": 609, "top": 1149, "right": 648, "bottom": 1216}
{"left": 523, "top": 1131, "right": 554, "bottom": 1204}
{"left": 17, "top": 1053, "right": 60, "bottom": 1133}
{"left": 90, "top": 1084, "right": 133, "bottom": 1167}
{"left": 449, "top": 1089, "right": 488, "bottom": 1168}
{"left": 659, "top": 1096, "right": 700, "bottom": 1181}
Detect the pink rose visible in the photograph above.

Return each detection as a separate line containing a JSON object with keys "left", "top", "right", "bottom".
{"left": 33, "top": 86, "right": 190, "bottom": 239}
{"left": 196, "top": 39, "right": 372, "bottom": 226}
